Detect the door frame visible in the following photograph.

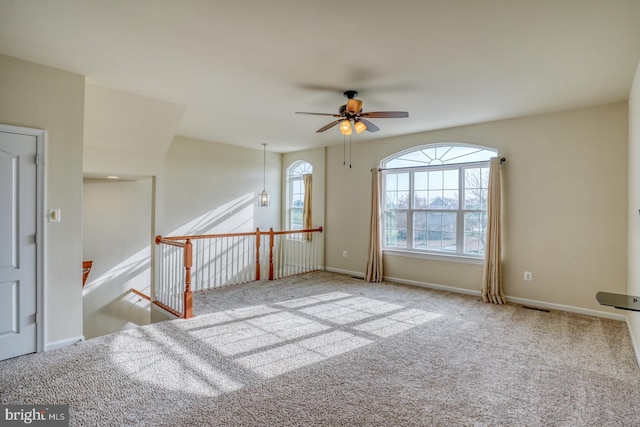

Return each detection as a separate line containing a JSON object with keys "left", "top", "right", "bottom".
{"left": 0, "top": 124, "right": 45, "bottom": 354}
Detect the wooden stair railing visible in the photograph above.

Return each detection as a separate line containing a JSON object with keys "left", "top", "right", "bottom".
{"left": 154, "top": 226, "right": 323, "bottom": 319}
{"left": 130, "top": 288, "right": 151, "bottom": 301}
{"left": 154, "top": 236, "right": 193, "bottom": 319}
{"left": 82, "top": 260, "right": 93, "bottom": 287}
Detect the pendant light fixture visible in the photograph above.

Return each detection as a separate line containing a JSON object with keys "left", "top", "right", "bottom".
{"left": 259, "top": 143, "right": 270, "bottom": 207}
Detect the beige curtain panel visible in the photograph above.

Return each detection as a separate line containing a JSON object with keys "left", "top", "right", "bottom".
{"left": 481, "top": 157, "right": 505, "bottom": 304}
{"left": 303, "top": 174, "right": 312, "bottom": 241}
{"left": 365, "top": 168, "right": 383, "bottom": 282}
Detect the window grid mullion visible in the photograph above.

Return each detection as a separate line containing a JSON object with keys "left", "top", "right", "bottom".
{"left": 457, "top": 166, "right": 464, "bottom": 255}
{"left": 408, "top": 170, "right": 415, "bottom": 251}
{"left": 286, "top": 162, "right": 313, "bottom": 231}
{"left": 381, "top": 148, "right": 492, "bottom": 259}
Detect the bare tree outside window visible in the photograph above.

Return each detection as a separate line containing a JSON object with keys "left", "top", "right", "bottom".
{"left": 463, "top": 167, "right": 489, "bottom": 255}
{"left": 381, "top": 144, "right": 496, "bottom": 259}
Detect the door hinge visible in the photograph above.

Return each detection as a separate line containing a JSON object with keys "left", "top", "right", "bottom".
{"left": 35, "top": 313, "right": 40, "bottom": 324}
{"left": 35, "top": 154, "right": 39, "bottom": 165}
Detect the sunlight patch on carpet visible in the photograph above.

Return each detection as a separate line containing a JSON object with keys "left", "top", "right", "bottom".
{"left": 205, "top": 292, "right": 442, "bottom": 379}
{"left": 236, "top": 331, "right": 372, "bottom": 378}
{"left": 110, "top": 327, "right": 243, "bottom": 397}
{"left": 354, "top": 309, "right": 443, "bottom": 337}
{"left": 112, "top": 291, "right": 442, "bottom": 393}
{"left": 190, "top": 312, "right": 330, "bottom": 355}
{"left": 197, "top": 304, "right": 280, "bottom": 325}
{"left": 274, "top": 291, "right": 353, "bottom": 308}
{"left": 299, "top": 297, "right": 404, "bottom": 325}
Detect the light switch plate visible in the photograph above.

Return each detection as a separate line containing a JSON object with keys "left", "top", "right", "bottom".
{"left": 49, "top": 208, "right": 61, "bottom": 222}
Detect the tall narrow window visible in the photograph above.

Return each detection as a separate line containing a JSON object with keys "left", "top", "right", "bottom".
{"left": 381, "top": 144, "right": 497, "bottom": 259}
{"left": 286, "top": 161, "right": 313, "bottom": 230}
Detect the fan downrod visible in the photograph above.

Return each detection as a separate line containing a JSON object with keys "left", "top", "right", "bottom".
{"left": 343, "top": 90, "right": 358, "bottom": 100}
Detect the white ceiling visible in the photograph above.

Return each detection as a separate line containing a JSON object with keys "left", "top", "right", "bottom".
{"left": 1, "top": 0, "right": 639, "bottom": 153}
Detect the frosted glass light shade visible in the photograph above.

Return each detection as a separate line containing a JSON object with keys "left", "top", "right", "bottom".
{"left": 354, "top": 120, "right": 367, "bottom": 134}
{"left": 339, "top": 120, "right": 352, "bottom": 135}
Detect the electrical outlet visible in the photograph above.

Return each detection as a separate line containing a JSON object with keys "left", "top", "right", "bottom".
{"left": 342, "top": 251, "right": 348, "bottom": 258}
{"left": 524, "top": 271, "right": 532, "bottom": 281}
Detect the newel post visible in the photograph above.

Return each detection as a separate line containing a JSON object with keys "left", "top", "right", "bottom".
{"left": 255, "top": 228, "right": 261, "bottom": 281}
{"left": 183, "top": 239, "right": 193, "bottom": 319}
{"left": 268, "top": 227, "right": 275, "bottom": 280}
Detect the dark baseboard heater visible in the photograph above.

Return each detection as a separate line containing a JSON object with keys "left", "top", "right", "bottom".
{"left": 596, "top": 292, "right": 640, "bottom": 312}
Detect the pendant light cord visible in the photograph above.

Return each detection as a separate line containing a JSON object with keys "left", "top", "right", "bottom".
{"left": 262, "top": 143, "right": 267, "bottom": 191}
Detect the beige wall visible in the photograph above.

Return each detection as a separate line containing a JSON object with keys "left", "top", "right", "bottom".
{"left": 83, "top": 83, "right": 186, "bottom": 177}
{"left": 322, "top": 102, "right": 628, "bottom": 315}
{"left": 628, "top": 62, "right": 640, "bottom": 356}
{"left": 82, "top": 83, "right": 186, "bottom": 336}
{"left": 164, "top": 136, "right": 281, "bottom": 236}
{"left": 0, "top": 54, "right": 85, "bottom": 347}
{"left": 82, "top": 178, "right": 153, "bottom": 339}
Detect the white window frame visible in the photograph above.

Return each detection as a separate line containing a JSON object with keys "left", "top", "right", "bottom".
{"left": 286, "top": 161, "right": 313, "bottom": 231}
{"left": 381, "top": 144, "right": 496, "bottom": 264}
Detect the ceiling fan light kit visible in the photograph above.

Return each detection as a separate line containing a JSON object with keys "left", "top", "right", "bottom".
{"left": 295, "top": 90, "right": 409, "bottom": 135}
{"left": 340, "top": 120, "right": 352, "bottom": 135}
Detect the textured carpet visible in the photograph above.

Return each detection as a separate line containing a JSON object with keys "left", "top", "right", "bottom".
{"left": 1, "top": 271, "right": 639, "bottom": 426}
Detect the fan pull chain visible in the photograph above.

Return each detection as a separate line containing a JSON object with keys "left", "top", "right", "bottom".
{"left": 341, "top": 129, "right": 353, "bottom": 168}
{"left": 343, "top": 135, "right": 346, "bottom": 166}
{"left": 342, "top": 134, "right": 352, "bottom": 168}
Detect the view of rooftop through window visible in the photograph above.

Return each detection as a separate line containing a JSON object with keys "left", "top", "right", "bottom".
{"left": 381, "top": 144, "right": 497, "bottom": 259}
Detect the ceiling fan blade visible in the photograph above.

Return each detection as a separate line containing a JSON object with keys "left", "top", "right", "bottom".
{"left": 295, "top": 112, "right": 342, "bottom": 117}
{"left": 360, "top": 111, "right": 409, "bottom": 118}
{"left": 316, "top": 119, "right": 342, "bottom": 133}
{"left": 359, "top": 118, "right": 380, "bottom": 132}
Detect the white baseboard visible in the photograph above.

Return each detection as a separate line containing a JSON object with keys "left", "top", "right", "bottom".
{"left": 386, "top": 275, "right": 483, "bottom": 298}
{"left": 625, "top": 316, "right": 640, "bottom": 367}
{"left": 45, "top": 335, "right": 85, "bottom": 352}
{"left": 505, "top": 295, "right": 626, "bottom": 321}
{"left": 324, "top": 267, "right": 364, "bottom": 278}
{"left": 393, "top": 275, "right": 626, "bottom": 321}
{"left": 400, "top": 276, "right": 626, "bottom": 321}
{"left": 325, "top": 268, "right": 627, "bottom": 322}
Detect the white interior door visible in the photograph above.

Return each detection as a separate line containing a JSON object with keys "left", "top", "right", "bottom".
{"left": 0, "top": 129, "right": 38, "bottom": 360}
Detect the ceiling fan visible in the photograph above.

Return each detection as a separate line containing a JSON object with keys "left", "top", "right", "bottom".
{"left": 295, "top": 90, "right": 409, "bottom": 135}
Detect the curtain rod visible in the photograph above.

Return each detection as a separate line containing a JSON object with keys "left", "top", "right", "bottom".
{"left": 374, "top": 157, "right": 506, "bottom": 172}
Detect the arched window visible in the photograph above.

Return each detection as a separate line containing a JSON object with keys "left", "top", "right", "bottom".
{"left": 381, "top": 144, "right": 497, "bottom": 259}
{"left": 286, "top": 161, "right": 313, "bottom": 230}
